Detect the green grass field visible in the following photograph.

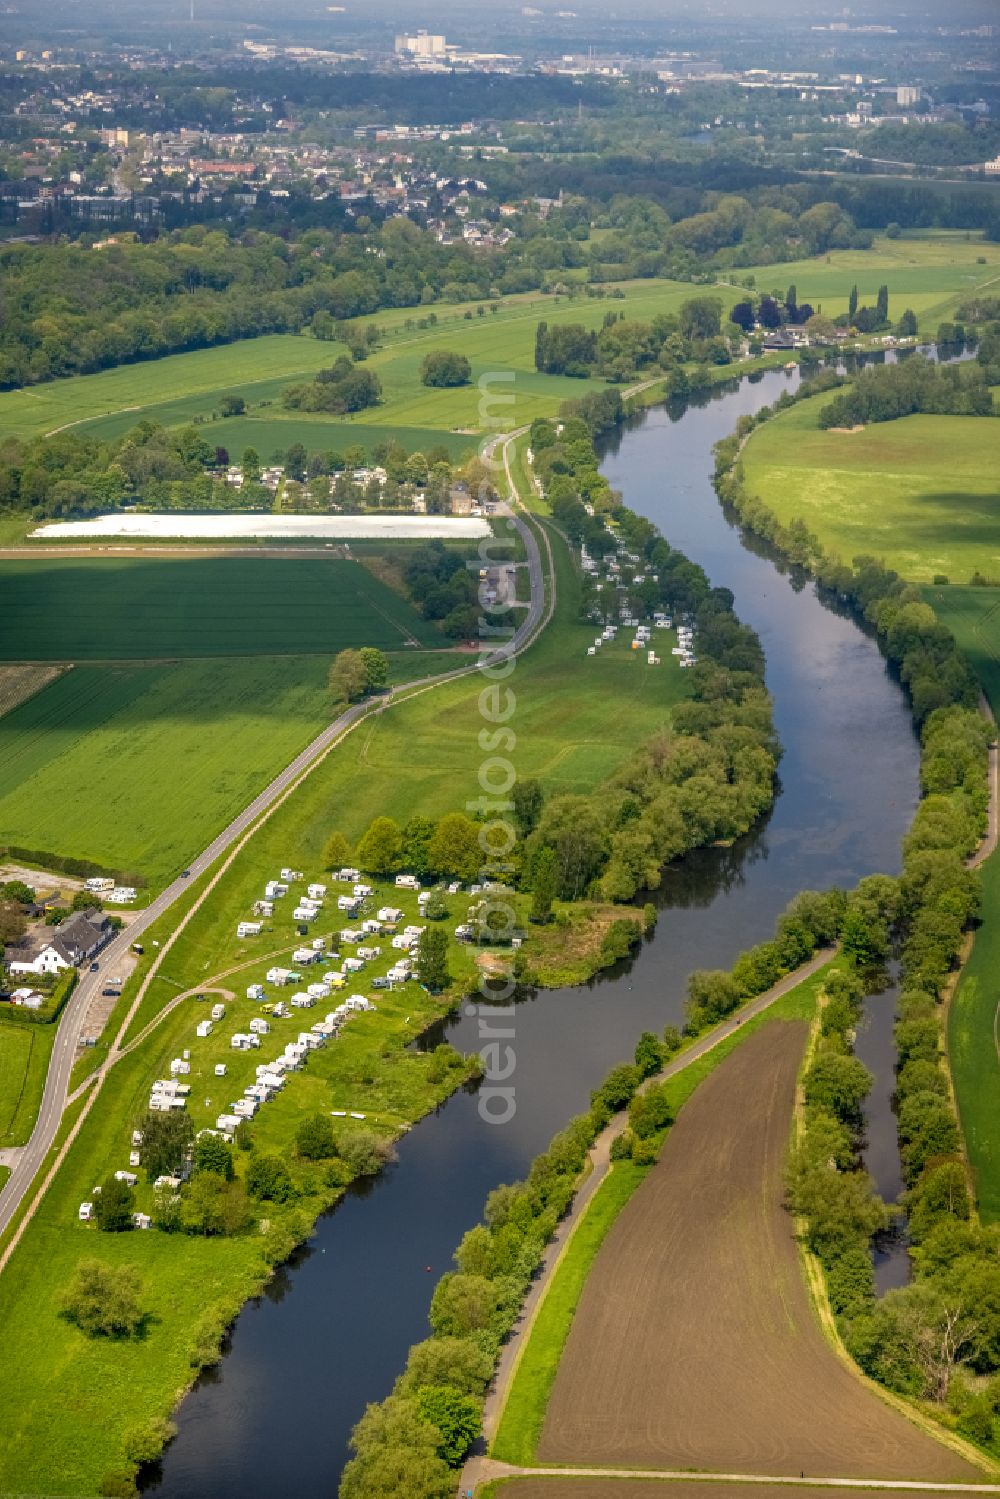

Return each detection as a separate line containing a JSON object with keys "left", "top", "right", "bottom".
{"left": 743, "top": 230, "right": 1000, "bottom": 334}
{"left": 490, "top": 964, "right": 831, "bottom": 1465}
{"left": 926, "top": 584, "right": 1000, "bottom": 1222}
{"left": 0, "top": 556, "right": 448, "bottom": 660}
{"left": 742, "top": 394, "right": 1000, "bottom": 584}
{"left": 0, "top": 278, "right": 724, "bottom": 449}
{"left": 949, "top": 848, "right": 1000, "bottom": 1224}
{"left": 0, "top": 660, "right": 336, "bottom": 885}
{"left": 0, "top": 1023, "right": 55, "bottom": 1147}
{"left": 925, "top": 586, "right": 1000, "bottom": 702}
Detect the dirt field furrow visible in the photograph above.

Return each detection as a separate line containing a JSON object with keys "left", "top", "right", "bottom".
{"left": 537, "top": 1021, "right": 977, "bottom": 1482}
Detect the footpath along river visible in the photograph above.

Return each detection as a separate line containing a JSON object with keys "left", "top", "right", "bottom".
{"left": 144, "top": 363, "right": 921, "bottom": 1498}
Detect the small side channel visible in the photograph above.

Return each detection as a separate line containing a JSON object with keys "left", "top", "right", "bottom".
{"left": 854, "top": 970, "right": 910, "bottom": 1293}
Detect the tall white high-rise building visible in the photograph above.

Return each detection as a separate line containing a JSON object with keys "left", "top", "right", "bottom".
{"left": 395, "top": 31, "right": 447, "bottom": 57}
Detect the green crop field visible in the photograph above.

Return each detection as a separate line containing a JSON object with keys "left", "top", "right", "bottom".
{"left": 741, "top": 394, "right": 1000, "bottom": 583}
{"left": 743, "top": 230, "right": 1000, "bottom": 334}
{"left": 0, "top": 660, "right": 337, "bottom": 885}
{"left": 0, "top": 556, "right": 449, "bottom": 660}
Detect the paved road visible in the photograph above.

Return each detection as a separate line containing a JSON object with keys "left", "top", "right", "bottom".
{"left": 0, "top": 474, "right": 547, "bottom": 1241}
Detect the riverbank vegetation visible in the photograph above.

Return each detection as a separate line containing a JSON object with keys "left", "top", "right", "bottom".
{"left": 717, "top": 388, "right": 1000, "bottom": 1455}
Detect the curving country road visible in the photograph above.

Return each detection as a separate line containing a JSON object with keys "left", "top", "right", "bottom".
{"left": 0, "top": 454, "right": 549, "bottom": 1246}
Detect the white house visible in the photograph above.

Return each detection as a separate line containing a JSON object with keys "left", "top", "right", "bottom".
{"left": 195, "top": 1020, "right": 213, "bottom": 1038}
{"left": 247, "top": 984, "right": 266, "bottom": 1001}
{"left": 307, "top": 883, "right": 327, "bottom": 900}
{"left": 214, "top": 1063, "right": 227, "bottom": 1077}
{"left": 377, "top": 905, "right": 403, "bottom": 924}
{"left": 79, "top": 1201, "right": 95, "bottom": 1221}
{"left": 236, "top": 921, "right": 263, "bottom": 939}
{"left": 265, "top": 967, "right": 293, "bottom": 986}
{"left": 6, "top": 909, "right": 113, "bottom": 976}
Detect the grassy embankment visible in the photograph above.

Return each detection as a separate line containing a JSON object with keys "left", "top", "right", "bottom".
{"left": 0, "top": 1024, "right": 55, "bottom": 1147}
{"left": 490, "top": 962, "right": 832, "bottom": 1466}
{"left": 927, "top": 586, "right": 1000, "bottom": 1223}
{"left": 741, "top": 390, "right": 1000, "bottom": 586}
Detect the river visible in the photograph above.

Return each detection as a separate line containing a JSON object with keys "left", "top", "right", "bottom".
{"left": 144, "top": 363, "right": 921, "bottom": 1498}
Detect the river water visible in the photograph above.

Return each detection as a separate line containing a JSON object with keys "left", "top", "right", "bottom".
{"left": 145, "top": 363, "right": 921, "bottom": 1498}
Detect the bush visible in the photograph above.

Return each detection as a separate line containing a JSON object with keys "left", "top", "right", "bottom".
{"left": 297, "top": 1113, "right": 338, "bottom": 1161}
{"left": 340, "top": 1129, "right": 395, "bottom": 1178}
{"left": 62, "top": 1260, "right": 145, "bottom": 1339}
{"left": 420, "top": 351, "right": 472, "bottom": 387}
{"left": 246, "top": 1152, "right": 294, "bottom": 1202}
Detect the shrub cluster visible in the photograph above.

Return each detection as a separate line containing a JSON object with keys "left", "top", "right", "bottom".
{"left": 283, "top": 356, "right": 382, "bottom": 414}
{"left": 786, "top": 965, "right": 886, "bottom": 1320}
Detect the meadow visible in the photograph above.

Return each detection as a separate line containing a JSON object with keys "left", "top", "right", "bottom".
{"left": 0, "top": 660, "right": 336, "bottom": 886}
{"left": 743, "top": 230, "right": 1000, "bottom": 334}
{"left": 948, "top": 848, "right": 1000, "bottom": 1224}
{"left": 0, "top": 277, "right": 725, "bottom": 448}
{"left": 926, "top": 585, "right": 1000, "bottom": 1222}
{"left": 925, "top": 586, "right": 1000, "bottom": 704}
{"left": 0, "top": 555, "right": 449, "bottom": 660}
{"left": 741, "top": 394, "right": 1000, "bottom": 584}
{"left": 0, "top": 1023, "right": 55, "bottom": 1147}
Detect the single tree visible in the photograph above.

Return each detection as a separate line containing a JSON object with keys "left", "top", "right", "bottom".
{"left": 415, "top": 1385, "right": 481, "bottom": 1467}
{"left": 139, "top": 1108, "right": 194, "bottom": 1182}
{"left": 512, "top": 778, "right": 544, "bottom": 835}
{"left": 420, "top": 350, "right": 472, "bottom": 388}
{"left": 356, "top": 816, "right": 404, "bottom": 875}
{"left": 297, "top": 1113, "right": 337, "bottom": 1161}
{"left": 359, "top": 646, "right": 389, "bottom": 691}
{"left": 194, "top": 1134, "right": 235, "bottom": 1180}
{"left": 634, "top": 1030, "right": 663, "bottom": 1078}
{"left": 530, "top": 845, "right": 557, "bottom": 924}
{"left": 246, "top": 1151, "right": 294, "bottom": 1203}
{"left": 427, "top": 813, "right": 481, "bottom": 882}
{"left": 322, "top": 830, "right": 354, "bottom": 871}
{"left": 329, "top": 649, "right": 371, "bottom": 704}
{"left": 417, "top": 926, "right": 450, "bottom": 992}
{"left": 62, "top": 1260, "right": 145, "bottom": 1339}
{"left": 242, "top": 447, "right": 261, "bottom": 481}
{"left": 95, "top": 1175, "right": 135, "bottom": 1233}
{"left": 848, "top": 283, "right": 859, "bottom": 320}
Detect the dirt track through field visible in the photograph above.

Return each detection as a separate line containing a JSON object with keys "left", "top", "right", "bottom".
{"left": 538, "top": 1022, "right": 977, "bottom": 1482}
{"left": 490, "top": 1481, "right": 986, "bottom": 1497}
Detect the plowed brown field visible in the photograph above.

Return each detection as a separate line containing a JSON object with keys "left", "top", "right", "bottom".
{"left": 538, "top": 1021, "right": 978, "bottom": 1482}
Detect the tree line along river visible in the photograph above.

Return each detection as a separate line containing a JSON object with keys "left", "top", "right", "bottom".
{"left": 141, "top": 362, "right": 922, "bottom": 1498}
